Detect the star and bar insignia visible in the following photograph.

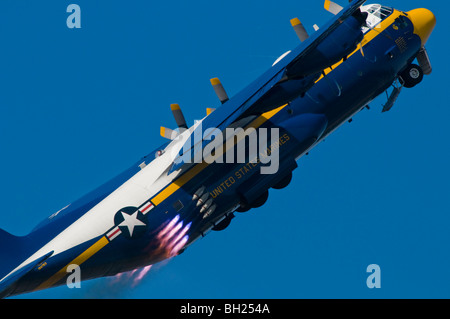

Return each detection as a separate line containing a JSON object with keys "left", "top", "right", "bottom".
{"left": 106, "top": 201, "right": 154, "bottom": 241}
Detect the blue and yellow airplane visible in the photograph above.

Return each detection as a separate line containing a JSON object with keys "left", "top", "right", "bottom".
{"left": 0, "top": 0, "right": 436, "bottom": 297}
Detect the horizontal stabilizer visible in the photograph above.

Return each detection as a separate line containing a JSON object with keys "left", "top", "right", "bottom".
{"left": 0, "top": 249, "right": 53, "bottom": 298}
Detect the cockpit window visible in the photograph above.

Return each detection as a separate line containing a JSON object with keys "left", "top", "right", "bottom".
{"left": 361, "top": 4, "right": 394, "bottom": 33}
{"left": 366, "top": 4, "right": 393, "bottom": 19}
{"left": 380, "top": 6, "right": 394, "bottom": 18}
{"left": 366, "top": 5, "right": 379, "bottom": 14}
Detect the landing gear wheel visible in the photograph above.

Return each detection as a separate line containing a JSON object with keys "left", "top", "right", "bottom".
{"left": 250, "top": 190, "right": 269, "bottom": 208}
{"left": 236, "top": 190, "right": 269, "bottom": 212}
{"left": 212, "top": 214, "right": 234, "bottom": 231}
{"left": 236, "top": 204, "right": 251, "bottom": 213}
{"left": 272, "top": 172, "right": 292, "bottom": 190}
{"left": 400, "top": 64, "right": 423, "bottom": 88}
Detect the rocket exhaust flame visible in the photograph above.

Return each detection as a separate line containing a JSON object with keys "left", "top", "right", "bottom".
{"left": 167, "top": 222, "right": 191, "bottom": 251}
{"left": 132, "top": 265, "right": 152, "bottom": 287}
{"left": 163, "top": 221, "right": 184, "bottom": 244}
{"left": 157, "top": 214, "right": 180, "bottom": 239}
{"left": 109, "top": 215, "right": 192, "bottom": 290}
{"left": 108, "top": 265, "right": 153, "bottom": 290}
{"left": 170, "top": 235, "right": 189, "bottom": 256}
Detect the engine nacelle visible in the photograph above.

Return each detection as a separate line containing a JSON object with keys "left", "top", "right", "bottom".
{"left": 286, "top": 15, "right": 365, "bottom": 79}
{"left": 250, "top": 73, "right": 320, "bottom": 113}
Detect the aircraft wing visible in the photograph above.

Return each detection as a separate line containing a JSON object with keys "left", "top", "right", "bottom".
{"left": 170, "top": 0, "right": 366, "bottom": 171}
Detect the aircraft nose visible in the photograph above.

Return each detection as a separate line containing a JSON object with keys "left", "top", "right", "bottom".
{"left": 406, "top": 8, "right": 436, "bottom": 46}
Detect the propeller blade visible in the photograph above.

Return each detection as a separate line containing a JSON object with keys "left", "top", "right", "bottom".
{"left": 160, "top": 126, "right": 179, "bottom": 140}
{"left": 290, "top": 18, "right": 309, "bottom": 42}
{"left": 170, "top": 103, "right": 188, "bottom": 132}
{"left": 416, "top": 47, "right": 432, "bottom": 75}
{"left": 210, "top": 78, "right": 229, "bottom": 104}
{"left": 324, "top": 0, "right": 343, "bottom": 15}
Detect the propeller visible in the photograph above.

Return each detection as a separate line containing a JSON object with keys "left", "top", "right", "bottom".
{"left": 416, "top": 47, "right": 432, "bottom": 75}
{"left": 210, "top": 78, "right": 229, "bottom": 104}
{"left": 160, "top": 126, "right": 179, "bottom": 140}
{"left": 324, "top": 0, "right": 343, "bottom": 15}
{"left": 170, "top": 103, "right": 188, "bottom": 132}
{"left": 160, "top": 103, "right": 189, "bottom": 140}
{"left": 290, "top": 18, "right": 309, "bottom": 42}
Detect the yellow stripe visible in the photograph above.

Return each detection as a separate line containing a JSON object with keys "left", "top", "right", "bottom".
{"left": 152, "top": 104, "right": 287, "bottom": 205}
{"left": 315, "top": 9, "right": 404, "bottom": 83}
{"left": 35, "top": 236, "right": 109, "bottom": 291}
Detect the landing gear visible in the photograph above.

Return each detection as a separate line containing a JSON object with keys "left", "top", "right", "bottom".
{"left": 272, "top": 172, "right": 293, "bottom": 190}
{"left": 399, "top": 64, "right": 424, "bottom": 88}
{"left": 236, "top": 204, "right": 251, "bottom": 213}
{"left": 236, "top": 190, "right": 269, "bottom": 213}
{"left": 251, "top": 190, "right": 269, "bottom": 208}
{"left": 212, "top": 214, "right": 234, "bottom": 231}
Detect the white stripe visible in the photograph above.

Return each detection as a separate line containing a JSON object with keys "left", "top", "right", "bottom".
{"left": 106, "top": 227, "right": 121, "bottom": 240}
{"left": 140, "top": 202, "right": 154, "bottom": 214}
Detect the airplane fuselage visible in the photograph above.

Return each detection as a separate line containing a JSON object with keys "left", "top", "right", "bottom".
{"left": 1, "top": 4, "right": 434, "bottom": 297}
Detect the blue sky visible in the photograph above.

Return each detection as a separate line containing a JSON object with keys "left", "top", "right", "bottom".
{"left": 0, "top": 0, "right": 448, "bottom": 298}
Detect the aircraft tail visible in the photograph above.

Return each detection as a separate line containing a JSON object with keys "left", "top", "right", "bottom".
{"left": 0, "top": 228, "right": 28, "bottom": 277}
{"left": 0, "top": 228, "right": 24, "bottom": 258}
{"left": 0, "top": 228, "right": 55, "bottom": 298}
{"left": 0, "top": 229, "right": 29, "bottom": 297}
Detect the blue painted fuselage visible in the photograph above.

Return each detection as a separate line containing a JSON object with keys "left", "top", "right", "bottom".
{"left": 5, "top": 7, "right": 425, "bottom": 297}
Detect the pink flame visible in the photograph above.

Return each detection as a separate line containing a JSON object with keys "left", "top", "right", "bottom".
{"left": 109, "top": 265, "right": 153, "bottom": 289}
{"left": 167, "top": 222, "right": 191, "bottom": 250}
{"left": 161, "top": 221, "right": 183, "bottom": 245}
{"left": 107, "top": 215, "right": 191, "bottom": 290}
{"left": 131, "top": 265, "right": 152, "bottom": 287}
{"left": 170, "top": 235, "right": 189, "bottom": 256}
{"left": 157, "top": 215, "right": 180, "bottom": 239}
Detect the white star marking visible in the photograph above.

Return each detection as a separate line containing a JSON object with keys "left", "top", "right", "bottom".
{"left": 118, "top": 210, "right": 146, "bottom": 237}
